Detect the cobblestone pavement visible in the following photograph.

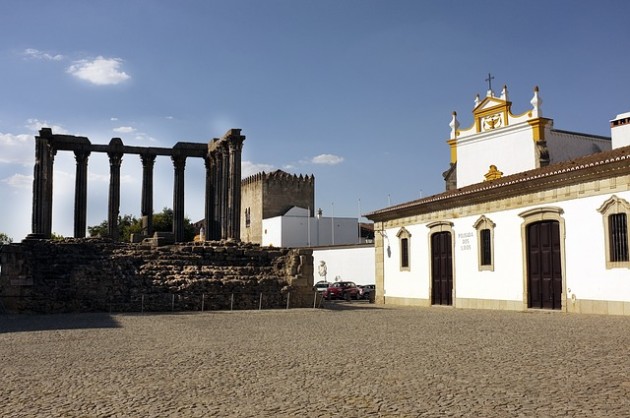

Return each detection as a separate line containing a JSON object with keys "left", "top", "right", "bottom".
{"left": 2, "top": 302, "right": 630, "bottom": 417}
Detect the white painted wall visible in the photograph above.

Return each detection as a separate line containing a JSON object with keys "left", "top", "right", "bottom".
{"left": 261, "top": 211, "right": 359, "bottom": 247}
{"left": 456, "top": 123, "right": 537, "bottom": 188}
{"left": 381, "top": 189, "right": 630, "bottom": 305}
{"left": 611, "top": 112, "right": 630, "bottom": 149}
{"left": 312, "top": 245, "right": 375, "bottom": 285}
{"left": 562, "top": 192, "right": 630, "bottom": 302}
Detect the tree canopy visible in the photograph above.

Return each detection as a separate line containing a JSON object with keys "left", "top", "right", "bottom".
{"left": 87, "top": 208, "right": 196, "bottom": 242}
{"left": 0, "top": 232, "right": 13, "bottom": 245}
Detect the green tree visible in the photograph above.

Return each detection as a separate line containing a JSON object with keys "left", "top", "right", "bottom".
{"left": 0, "top": 232, "right": 13, "bottom": 245}
{"left": 87, "top": 208, "right": 195, "bottom": 242}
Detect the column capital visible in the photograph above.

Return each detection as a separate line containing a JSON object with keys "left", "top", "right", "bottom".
{"left": 140, "top": 152, "right": 156, "bottom": 167}
{"left": 171, "top": 154, "right": 187, "bottom": 170}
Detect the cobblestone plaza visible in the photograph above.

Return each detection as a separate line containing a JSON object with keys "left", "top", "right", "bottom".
{"left": 2, "top": 304, "right": 630, "bottom": 417}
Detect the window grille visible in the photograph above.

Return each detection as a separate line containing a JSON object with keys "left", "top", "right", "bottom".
{"left": 609, "top": 213, "right": 629, "bottom": 262}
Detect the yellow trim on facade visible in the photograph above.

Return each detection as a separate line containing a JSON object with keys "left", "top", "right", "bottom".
{"left": 527, "top": 117, "right": 550, "bottom": 142}
{"left": 447, "top": 138, "right": 457, "bottom": 164}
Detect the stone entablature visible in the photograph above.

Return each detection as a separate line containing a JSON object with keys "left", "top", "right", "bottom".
{"left": 30, "top": 128, "right": 245, "bottom": 242}
{"left": 0, "top": 238, "right": 314, "bottom": 313}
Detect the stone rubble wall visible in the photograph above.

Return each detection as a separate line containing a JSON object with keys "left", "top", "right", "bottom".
{"left": 0, "top": 238, "right": 314, "bottom": 313}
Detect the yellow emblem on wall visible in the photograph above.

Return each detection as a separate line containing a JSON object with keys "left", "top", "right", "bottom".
{"left": 484, "top": 165, "right": 503, "bottom": 181}
{"left": 483, "top": 113, "right": 503, "bottom": 130}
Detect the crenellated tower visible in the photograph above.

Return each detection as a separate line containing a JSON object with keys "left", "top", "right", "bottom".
{"left": 241, "top": 170, "right": 315, "bottom": 244}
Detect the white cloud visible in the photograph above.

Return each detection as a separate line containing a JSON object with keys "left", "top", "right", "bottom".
{"left": 23, "top": 48, "right": 64, "bottom": 61}
{"left": 26, "top": 118, "right": 68, "bottom": 134}
{"left": 110, "top": 117, "right": 119, "bottom": 121}
{"left": 66, "top": 56, "right": 130, "bottom": 85}
{"left": 1, "top": 173, "right": 32, "bottom": 189}
{"left": 0, "top": 133, "right": 32, "bottom": 164}
{"left": 113, "top": 126, "right": 136, "bottom": 134}
{"left": 242, "top": 161, "right": 276, "bottom": 178}
{"left": 311, "top": 154, "right": 344, "bottom": 165}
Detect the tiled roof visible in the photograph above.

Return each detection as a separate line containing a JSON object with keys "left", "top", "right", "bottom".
{"left": 366, "top": 145, "right": 630, "bottom": 221}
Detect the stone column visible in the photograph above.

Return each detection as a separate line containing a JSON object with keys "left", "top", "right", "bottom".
{"left": 226, "top": 131, "right": 245, "bottom": 240}
{"left": 107, "top": 138, "right": 124, "bottom": 241}
{"left": 73, "top": 149, "right": 90, "bottom": 238}
{"left": 203, "top": 154, "right": 215, "bottom": 242}
{"left": 220, "top": 142, "right": 230, "bottom": 240}
{"left": 140, "top": 153, "right": 156, "bottom": 236}
{"left": 31, "top": 128, "right": 55, "bottom": 238}
{"left": 171, "top": 154, "right": 187, "bottom": 242}
{"left": 210, "top": 141, "right": 222, "bottom": 241}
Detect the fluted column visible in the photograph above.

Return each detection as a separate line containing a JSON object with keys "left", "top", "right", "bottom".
{"left": 107, "top": 138, "right": 124, "bottom": 241}
{"left": 32, "top": 128, "right": 55, "bottom": 238}
{"left": 227, "top": 134, "right": 245, "bottom": 240}
{"left": 219, "top": 142, "right": 230, "bottom": 240}
{"left": 140, "top": 153, "right": 156, "bottom": 236}
{"left": 172, "top": 154, "right": 186, "bottom": 242}
{"left": 210, "top": 142, "right": 222, "bottom": 240}
{"left": 203, "top": 154, "right": 215, "bottom": 242}
{"left": 73, "top": 149, "right": 90, "bottom": 238}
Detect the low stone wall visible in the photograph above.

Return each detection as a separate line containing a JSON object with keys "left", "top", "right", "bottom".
{"left": 0, "top": 238, "right": 314, "bottom": 313}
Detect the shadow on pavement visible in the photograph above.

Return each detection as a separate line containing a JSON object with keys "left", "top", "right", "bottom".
{"left": 319, "top": 299, "right": 390, "bottom": 311}
{"left": 0, "top": 312, "right": 122, "bottom": 334}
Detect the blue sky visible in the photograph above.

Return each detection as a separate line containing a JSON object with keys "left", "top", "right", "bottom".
{"left": 1, "top": 0, "right": 629, "bottom": 241}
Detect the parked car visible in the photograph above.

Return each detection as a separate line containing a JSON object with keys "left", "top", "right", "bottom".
{"left": 313, "top": 281, "right": 330, "bottom": 293}
{"left": 357, "top": 284, "right": 375, "bottom": 300}
{"left": 322, "top": 281, "right": 360, "bottom": 300}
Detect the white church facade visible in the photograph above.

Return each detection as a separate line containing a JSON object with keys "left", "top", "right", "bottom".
{"left": 366, "top": 85, "right": 630, "bottom": 315}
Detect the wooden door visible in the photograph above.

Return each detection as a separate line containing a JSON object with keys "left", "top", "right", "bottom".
{"left": 527, "top": 221, "right": 562, "bottom": 310}
{"left": 431, "top": 231, "right": 453, "bottom": 306}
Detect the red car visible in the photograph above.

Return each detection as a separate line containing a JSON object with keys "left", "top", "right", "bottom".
{"left": 322, "top": 281, "right": 360, "bottom": 300}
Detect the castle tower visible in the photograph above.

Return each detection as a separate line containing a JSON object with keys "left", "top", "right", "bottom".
{"left": 241, "top": 170, "right": 315, "bottom": 244}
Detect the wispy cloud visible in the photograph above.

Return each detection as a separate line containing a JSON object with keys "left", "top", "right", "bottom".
{"left": 23, "top": 48, "right": 64, "bottom": 61}
{"left": 113, "top": 126, "right": 136, "bottom": 134}
{"left": 311, "top": 154, "right": 344, "bottom": 165}
{"left": 66, "top": 56, "right": 130, "bottom": 85}
{"left": 242, "top": 161, "right": 276, "bottom": 178}
{"left": 1, "top": 173, "right": 32, "bottom": 189}
{"left": 26, "top": 119, "right": 68, "bottom": 134}
{"left": 0, "top": 133, "right": 32, "bottom": 164}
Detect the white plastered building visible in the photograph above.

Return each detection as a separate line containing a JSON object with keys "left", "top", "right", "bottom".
{"left": 367, "top": 86, "right": 630, "bottom": 315}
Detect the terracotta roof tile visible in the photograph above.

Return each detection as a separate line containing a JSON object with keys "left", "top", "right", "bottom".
{"left": 366, "top": 146, "right": 630, "bottom": 220}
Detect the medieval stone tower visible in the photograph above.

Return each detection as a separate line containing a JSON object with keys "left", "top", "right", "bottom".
{"left": 241, "top": 170, "right": 315, "bottom": 244}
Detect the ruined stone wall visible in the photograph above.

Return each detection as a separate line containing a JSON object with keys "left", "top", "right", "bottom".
{"left": 0, "top": 239, "right": 314, "bottom": 314}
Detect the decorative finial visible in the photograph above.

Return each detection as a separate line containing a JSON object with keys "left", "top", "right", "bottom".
{"left": 531, "top": 85, "right": 542, "bottom": 118}
{"left": 500, "top": 84, "right": 508, "bottom": 100}
{"left": 474, "top": 94, "right": 480, "bottom": 107}
{"left": 449, "top": 111, "right": 460, "bottom": 139}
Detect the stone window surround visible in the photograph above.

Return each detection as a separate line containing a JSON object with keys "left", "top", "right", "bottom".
{"left": 598, "top": 195, "right": 630, "bottom": 269}
{"left": 396, "top": 227, "right": 412, "bottom": 271}
{"left": 473, "top": 215, "right": 496, "bottom": 272}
